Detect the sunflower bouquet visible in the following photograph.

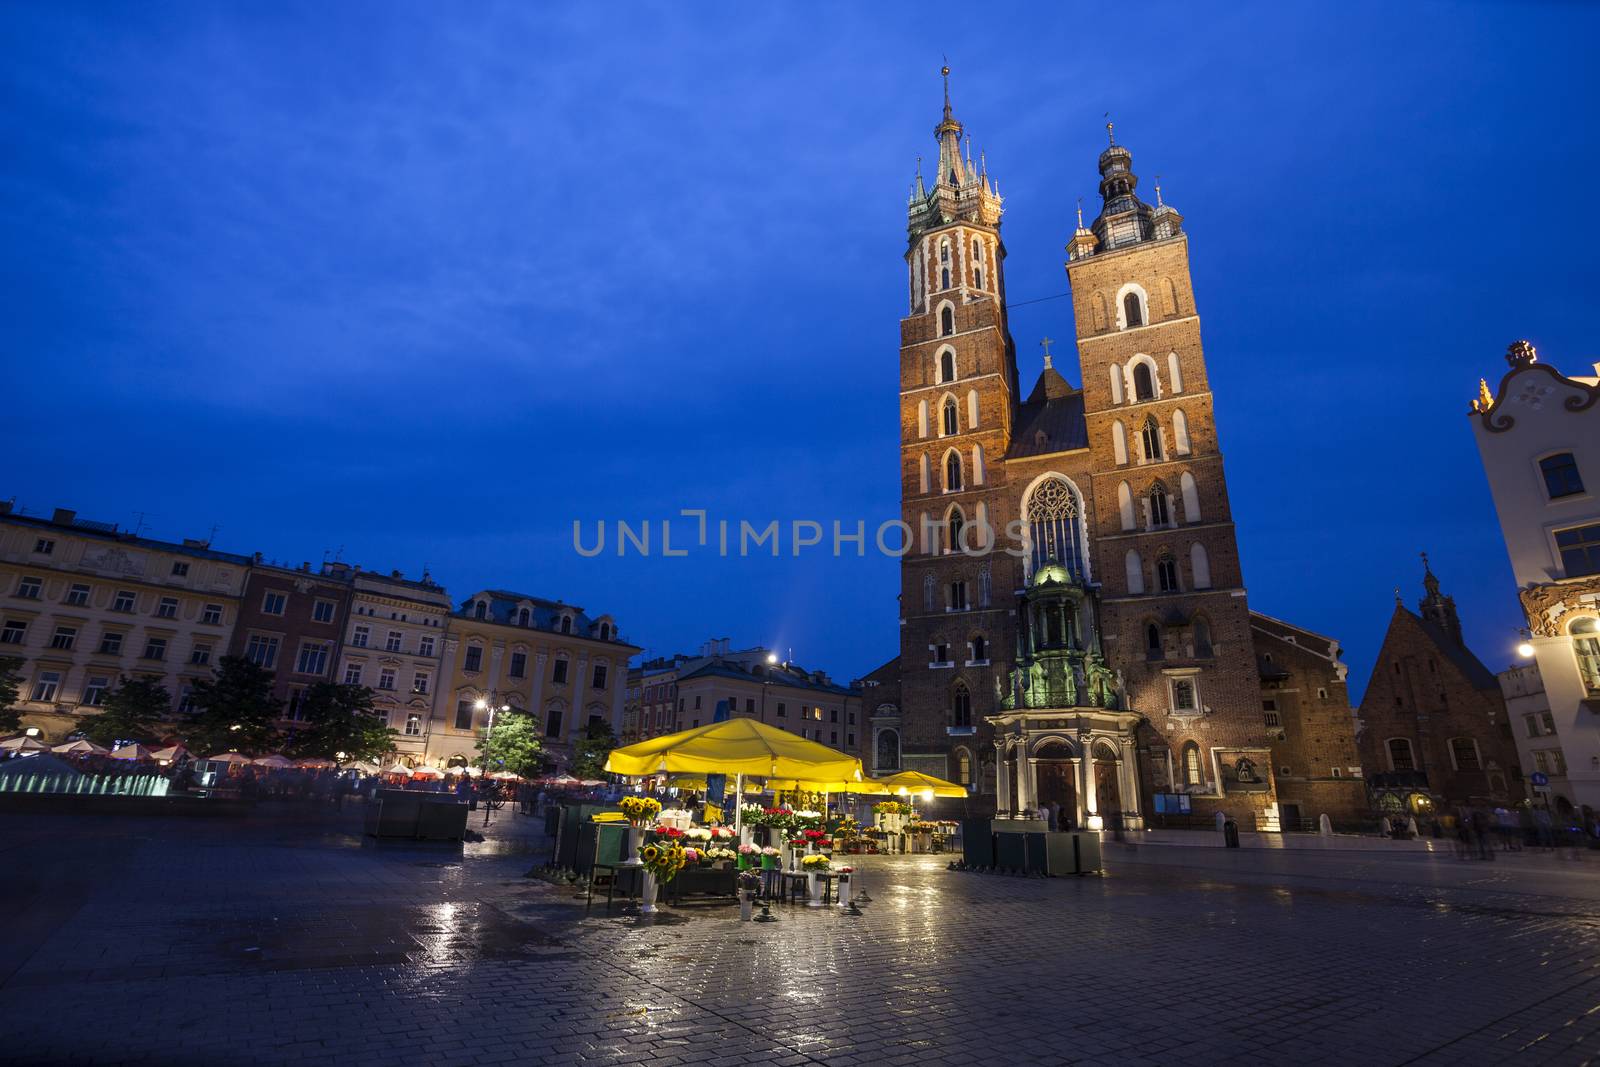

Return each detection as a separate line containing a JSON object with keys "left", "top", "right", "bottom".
{"left": 639, "top": 841, "right": 688, "bottom": 883}
{"left": 619, "top": 796, "right": 662, "bottom": 826}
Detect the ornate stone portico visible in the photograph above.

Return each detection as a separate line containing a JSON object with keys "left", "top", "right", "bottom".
{"left": 989, "top": 708, "right": 1145, "bottom": 831}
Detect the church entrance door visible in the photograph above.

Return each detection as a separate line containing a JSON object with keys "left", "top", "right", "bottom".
{"left": 1093, "top": 746, "right": 1122, "bottom": 820}
{"left": 1032, "top": 742, "right": 1077, "bottom": 829}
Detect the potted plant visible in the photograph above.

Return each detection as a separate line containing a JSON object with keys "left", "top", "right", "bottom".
{"left": 760, "top": 846, "right": 781, "bottom": 869}
{"left": 637, "top": 841, "right": 686, "bottom": 913}
{"left": 737, "top": 843, "right": 759, "bottom": 870}
{"left": 618, "top": 796, "right": 662, "bottom": 866}
{"left": 800, "top": 852, "right": 830, "bottom": 908}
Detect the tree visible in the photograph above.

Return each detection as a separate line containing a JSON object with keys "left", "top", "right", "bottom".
{"left": 182, "top": 655, "right": 283, "bottom": 756}
{"left": 0, "top": 656, "right": 22, "bottom": 736}
{"left": 75, "top": 675, "right": 169, "bottom": 747}
{"left": 284, "top": 683, "right": 395, "bottom": 764}
{"left": 572, "top": 718, "right": 618, "bottom": 780}
{"left": 476, "top": 711, "right": 543, "bottom": 779}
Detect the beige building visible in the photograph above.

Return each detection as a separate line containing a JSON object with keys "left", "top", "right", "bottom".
{"left": 425, "top": 590, "right": 638, "bottom": 772}
{"left": 1499, "top": 663, "right": 1569, "bottom": 809}
{"left": 1471, "top": 341, "right": 1600, "bottom": 812}
{"left": 0, "top": 503, "right": 249, "bottom": 741}
{"left": 330, "top": 565, "right": 451, "bottom": 765}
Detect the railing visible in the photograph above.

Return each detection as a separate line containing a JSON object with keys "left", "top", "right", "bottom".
{"left": 0, "top": 771, "right": 170, "bottom": 797}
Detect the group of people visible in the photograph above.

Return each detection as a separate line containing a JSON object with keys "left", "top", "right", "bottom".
{"left": 1439, "top": 804, "right": 1600, "bottom": 859}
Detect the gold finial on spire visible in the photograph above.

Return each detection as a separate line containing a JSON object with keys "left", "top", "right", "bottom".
{"left": 1076, "top": 197, "right": 1084, "bottom": 228}
{"left": 1105, "top": 113, "right": 1114, "bottom": 145}
{"left": 1506, "top": 339, "right": 1538, "bottom": 367}
{"left": 1040, "top": 336, "right": 1055, "bottom": 369}
{"left": 1472, "top": 377, "right": 1494, "bottom": 413}
{"left": 941, "top": 57, "right": 952, "bottom": 120}
{"left": 1154, "top": 174, "right": 1163, "bottom": 207}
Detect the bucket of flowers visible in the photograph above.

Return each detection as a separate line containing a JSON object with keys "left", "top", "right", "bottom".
{"left": 800, "top": 852, "right": 831, "bottom": 908}
{"left": 737, "top": 843, "right": 760, "bottom": 870}
{"left": 801, "top": 828, "right": 830, "bottom": 851}
{"left": 836, "top": 865, "right": 855, "bottom": 907}
{"left": 705, "top": 846, "right": 737, "bottom": 869}
{"left": 792, "top": 809, "right": 823, "bottom": 831}
{"left": 617, "top": 796, "right": 662, "bottom": 865}
{"left": 712, "top": 825, "right": 735, "bottom": 841}
{"left": 760, "top": 846, "right": 781, "bottom": 869}
{"left": 637, "top": 840, "right": 686, "bottom": 913}
{"left": 651, "top": 825, "right": 685, "bottom": 843}
{"left": 684, "top": 826, "right": 713, "bottom": 843}
{"left": 682, "top": 846, "right": 703, "bottom": 868}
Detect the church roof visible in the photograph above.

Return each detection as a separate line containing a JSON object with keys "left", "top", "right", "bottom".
{"left": 1408, "top": 608, "right": 1500, "bottom": 691}
{"left": 1008, "top": 368, "right": 1088, "bottom": 458}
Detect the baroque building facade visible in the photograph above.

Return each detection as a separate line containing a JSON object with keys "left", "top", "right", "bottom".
{"left": 887, "top": 77, "right": 1359, "bottom": 829}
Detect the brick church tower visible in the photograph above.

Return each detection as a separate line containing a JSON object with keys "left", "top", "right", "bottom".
{"left": 886, "top": 80, "right": 1284, "bottom": 829}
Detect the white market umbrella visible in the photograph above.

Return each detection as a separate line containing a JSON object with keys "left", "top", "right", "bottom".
{"left": 1, "top": 736, "right": 49, "bottom": 754}
{"left": 109, "top": 743, "right": 156, "bottom": 760}
{"left": 347, "top": 761, "right": 381, "bottom": 774}
{"left": 208, "top": 751, "right": 252, "bottom": 764}
{"left": 52, "top": 739, "right": 109, "bottom": 755}
{"left": 151, "top": 744, "right": 188, "bottom": 763}
{"left": 252, "top": 754, "right": 294, "bottom": 768}
{"left": 383, "top": 762, "right": 412, "bottom": 775}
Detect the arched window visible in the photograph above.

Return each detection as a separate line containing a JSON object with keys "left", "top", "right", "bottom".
{"left": 1112, "top": 420, "right": 1128, "bottom": 465}
{"left": 1117, "top": 481, "right": 1135, "bottom": 531}
{"left": 1124, "top": 291, "right": 1144, "bottom": 328}
{"left": 1132, "top": 362, "right": 1156, "bottom": 401}
{"left": 1141, "top": 416, "right": 1163, "bottom": 461}
{"left": 1109, "top": 363, "right": 1124, "bottom": 405}
{"left": 918, "top": 454, "right": 930, "bottom": 493}
{"left": 967, "top": 389, "right": 979, "bottom": 429}
{"left": 1449, "top": 737, "right": 1481, "bottom": 771}
{"left": 954, "top": 747, "right": 972, "bottom": 785}
{"left": 942, "top": 397, "right": 959, "bottom": 435}
{"left": 940, "top": 239, "right": 950, "bottom": 264}
{"left": 1388, "top": 737, "right": 1416, "bottom": 772}
{"left": 1182, "top": 742, "right": 1202, "bottom": 786}
{"left": 917, "top": 399, "right": 929, "bottom": 437}
{"left": 1190, "top": 543, "right": 1212, "bottom": 589}
{"left": 945, "top": 452, "right": 963, "bottom": 492}
{"left": 939, "top": 349, "right": 956, "bottom": 382}
{"left": 946, "top": 507, "right": 966, "bottom": 553}
{"left": 1156, "top": 555, "right": 1180, "bottom": 593}
{"left": 971, "top": 238, "right": 984, "bottom": 288}
{"left": 473, "top": 601, "right": 487, "bottom": 619}
{"left": 1168, "top": 352, "right": 1184, "bottom": 393}
{"left": 1147, "top": 622, "right": 1163, "bottom": 659}
{"left": 970, "top": 635, "right": 987, "bottom": 662}
{"left": 941, "top": 305, "right": 954, "bottom": 334}
{"left": 1571, "top": 616, "right": 1600, "bottom": 694}
{"left": 1125, "top": 549, "right": 1145, "bottom": 595}
{"left": 1193, "top": 616, "right": 1213, "bottom": 657}
{"left": 1148, "top": 483, "right": 1170, "bottom": 528}
{"left": 942, "top": 267, "right": 951, "bottom": 290}
{"left": 1173, "top": 409, "right": 1191, "bottom": 454}
{"left": 598, "top": 622, "right": 612, "bottom": 641}
{"left": 1180, "top": 471, "right": 1201, "bottom": 522}
{"left": 951, "top": 681, "right": 972, "bottom": 727}
{"left": 1025, "top": 476, "right": 1086, "bottom": 580}
{"left": 876, "top": 729, "right": 901, "bottom": 771}
{"left": 559, "top": 616, "right": 572, "bottom": 635}
{"left": 517, "top": 607, "right": 530, "bottom": 626}
{"left": 971, "top": 444, "right": 985, "bottom": 486}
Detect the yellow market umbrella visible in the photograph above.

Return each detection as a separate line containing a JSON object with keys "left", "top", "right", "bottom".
{"left": 868, "top": 769, "right": 968, "bottom": 799}
{"left": 606, "top": 718, "right": 863, "bottom": 834}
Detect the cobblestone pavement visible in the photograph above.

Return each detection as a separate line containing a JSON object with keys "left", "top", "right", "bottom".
{"left": 4, "top": 808, "right": 1600, "bottom": 1066}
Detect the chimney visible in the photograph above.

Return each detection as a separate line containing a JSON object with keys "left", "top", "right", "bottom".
{"left": 0, "top": 500, "right": 13, "bottom": 515}
{"left": 52, "top": 508, "right": 76, "bottom": 525}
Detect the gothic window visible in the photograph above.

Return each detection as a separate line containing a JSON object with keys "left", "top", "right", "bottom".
{"left": 1141, "top": 416, "right": 1162, "bottom": 461}
{"left": 917, "top": 398, "right": 929, "bottom": 437}
{"left": 1182, "top": 742, "right": 1202, "bottom": 786}
{"left": 947, "top": 507, "right": 966, "bottom": 553}
{"left": 971, "top": 238, "right": 984, "bottom": 288}
{"left": 940, "top": 240, "right": 950, "bottom": 264}
{"left": 951, "top": 681, "right": 972, "bottom": 728}
{"left": 877, "top": 729, "right": 901, "bottom": 771}
{"left": 919, "top": 454, "right": 930, "bottom": 493}
{"left": 1191, "top": 543, "right": 1212, "bottom": 588}
{"left": 979, "top": 561, "right": 992, "bottom": 606}
{"left": 1133, "top": 363, "right": 1156, "bottom": 401}
{"left": 1148, "top": 483, "right": 1170, "bottom": 527}
{"left": 967, "top": 389, "right": 979, "bottom": 429}
{"left": 1541, "top": 453, "right": 1584, "bottom": 499}
{"left": 945, "top": 452, "right": 963, "bottom": 492}
{"left": 948, "top": 580, "right": 968, "bottom": 610}
{"left": 1449, "top": 737, "right": 1481, "bottom": 771}
{"left": 1572, "top": 617, "right": 1600, "bottom": 694}
{"left": 1193, "top": 616, "right": 1213, "bottom": 657}
{"left": 1168, "top": 352, "right": 1184, "bottom": 393}
{"left": 1388, "top": 737, "right": 1416, "bottom": 772}
{"left": 941, "top": 305, "right": 954, "bottom": 334}
{"left": 954, "top": 747, "right": 972, "bottom": 785}
{"left": 1146, "top": 622, "right": 1163, "bottom": 660}
{"left": 1124, "top": 291, "right": 1144, "bottom": 328}
{"left": 972, "top": 443, "right": 985, "bottom": 485}
{"left": 970, "top": 635, "right": 987, "bottom": 662}
{"left": 1180, "top": 471, "right": 1201, "bottom": 521}
{"left": 1118, "top": 481, "right": 1135, "bottom": 530}
{"left": 939, "top": 349, "right": 956, "bottom": 382}
{"left": 1173, "top": 409, "right": 1191, "bottom": 454}
{"left": 1125, "top": 549, "right": 1145, "bottom": 595}
{"left": 942, "top": 397, "right": 959, "bottom": 435}
{"left": 1156, "top": 555, "right": 1180, "bottom": 593}
{"left": 923, "top": 574, "right": 935, "bottom": 612}
{"left": 1112, "top": 420, "right": 1129, "bottom": 465}
{"left": 940, "top": 240, "right": 951, "bottom": 291}
{"left": 1025, "top": 476, "right": 1086, "bottom": 580}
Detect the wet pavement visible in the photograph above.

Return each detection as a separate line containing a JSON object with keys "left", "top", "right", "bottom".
{"left": 3, "top": 807, "right": 1600, "bottom": 1065}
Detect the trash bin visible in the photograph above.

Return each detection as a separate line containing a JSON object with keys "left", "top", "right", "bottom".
{"left": 1223, "top": 818, "right": 1240, "bottom": 848}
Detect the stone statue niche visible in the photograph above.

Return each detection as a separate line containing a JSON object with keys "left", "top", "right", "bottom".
{"left": 1000, "top": 563, "right": 1120, "bottom": 711}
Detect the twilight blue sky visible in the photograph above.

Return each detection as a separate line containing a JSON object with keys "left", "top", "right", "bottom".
{"left": 3, "top": 3, "right": 1597, "bottom": 699}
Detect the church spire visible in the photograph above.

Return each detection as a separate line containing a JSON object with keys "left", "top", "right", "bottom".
{"left": 1085, "top": 125, "right": 1182, "bottom": 253}
{"left": 906, "top": 63, "right": 1002, "bottom": 242}
{"left": 1416, "top": 551, "right": 1464, "bottom": 646}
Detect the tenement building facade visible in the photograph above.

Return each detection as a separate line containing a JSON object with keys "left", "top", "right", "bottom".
{"left": 886, "top": 76, "right": 1361, "bottom": 829}
{"left": 1471, "top": 341, "right": 1600, "bottom": 811}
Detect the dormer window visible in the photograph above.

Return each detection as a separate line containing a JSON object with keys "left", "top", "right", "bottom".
{"left": 517, "top": 607, "right": 530, "bottom": 626}
{"left": 473, "top": 601, "right": 487, "bottom": 620}
{"left": 560, "top": 616, "right": 572, "bottom": 635}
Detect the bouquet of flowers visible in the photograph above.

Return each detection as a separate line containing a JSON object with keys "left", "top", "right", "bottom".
{"left": 801, "top": 829, "right": 830, "bottom": 846}
{"left": 684, "top": 826, "right": 712, "bottom": 842}
{"left": 737, "top": 843, "right": 760, "bottom": 856}
{"left": 706, "top": 847, "right": 737, "bottom": 864}
{"left": 712, "top": 826, "right": 735, "bottom": 840}
{"left": 760, "top": 845, "right": 781, "bottom": 868}
{"left": 800, "top": 853, "right": 831, "bottom": 871}
{"left": 762, "top": 806, "right": 795, "bottom": 832}
{"left": 876, "top": 801, "right": 908, "bottom": 816}
{"left": 619, "top": 796, "right": 662, "bottom": 826}
{"left": 651, "top": 826, "right": 685, "bottom": 842}
{"left": 639, "top": 841, "right": 688, "bottom": 882}
{"left": 741, "top": 803, "right": 768, "bottom": 826}
{"left": 792, "top": 809, "right": 823, "bottom": 830}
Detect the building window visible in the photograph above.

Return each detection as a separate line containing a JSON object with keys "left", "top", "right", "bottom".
{"left": 171, "top": 561, "right": 189, "bottom": 577}
{"left": 1124, "top": 291, "right": 1144, "bottom": 329}
{"left": 509, "top": 651, "right": 527, "bottom": 678}
{"left": 942, "top": 397, "right": 959, "bottom": 436}
{"left": 244, "top": 634, "right": 279, "bottom": 669}
{"left": 0, "top": 620, "right": 25, "bottom": 644}
{"left": 939, "top": 349, "right": 956, "bottom": 383}
{"left": 970, "top": 635, "right": 987, "bottom": 662}
{"left": 344, "top": 662, "right": 363, "bottom": 685}
{"left": 1540, "top": 453, "right": 1584, "bottom": 499}
{"left": 98, "top": 631, "right": 123, "bottom": 655}
{"left": 949, "top": 580, "right": 968, "bottom": 611}
{"left": 30, "top": 671, "right": 62, "bottom": 702}
{"left": 1156, "top": 555, "right": 1180, "bottom": 593}
{"left": 66, "top": 583, "right": 90, "bottom": 606}
{"left": 560, "top": 616, "right": 572, "bottom": 634}
{"left": 1132, "top": 362, "right": 1155, "bottom": 401}
{"left": 1025, "top": 477, "right": 1086, "bottom": 579}
{"left": 592, "top": 664, "right": 608, "bottom": 689}
{"left": 1387, "top": 737, "right": 1415, "bottom": 772}
{"left": 312, "top": 599, "right": 336, "bottom": 624}
{"left": 83, "top": 676, "right": 110, "bottom": 707}
{"left": 1141, "top": 416, "right": 1162, "bottom": 460}
{"left": 412, "top": 672, "right": 429, "bottom": 695}
{"left": 202, "top": 604, "right": 223, "bottom": 625}
{"left": 1149, "top": 484, "right": 1170, "bottom": 527}
{"left": 941, "top": 306, "right": 954, "bottom": 336}
{"left": 385, "top": 630, "right": 403, "bottom": 653}
{"left": 1264, "top": 710, "right": 1281, "bottom": 728}
{"left": 1570, "top": 617, "right": 1600, "bottom": 694}
{"left": 351, "top": 625, "right": 369, "bottom": 648}
{"left": 157, "top": 597, "right": 179, "bottom": 619}
{"left": 951, "top": 682, "right": 971, "bottom": 727}
{"left": 33, "top": 538, "right": 55, "bottom": 555}
{"left": 419, "top": 635, "right": 435, "bottom": 657}
{"left": 17, "top": 576, "right": 43, "bottom": 599}
{"left": 546, "top": 707, "right": 564, "bottom": 737}
{"left": 552, "top": 658, "right": 569, "bottom": 685}
{"left": 111, "top": 590, "right": 135, "bottom": 612}
{"left": 1450, "top": 737, "right": 1481, "bottom": 771}
{"left": 404, "top": 713, "right": 422, "bottom": 736}
{"left": 378, "top": 668, "right": 396, "bottom": 691}
{"left": 295, "top": 642, "right": 330, "bottom": 676}
{"left": 1193, "top": 617, "right": 1213, "bottom": 657}
{"left": 464, "top": 645, "right": 483, "bottom": 672}
{"left": 776, "top": 702, "right": 786, "bottom": 717}
{"left": 191, "top": 643, "right": 212, "bottom": 666}
{"left": 1556, "top": 523, "right": 1600, "bottom": 577}
{"left": 455, "top": 700, "right": 476, "bottom": 731}
{"left": 143, "top": 637, "right": 167, "bottom": 661}
{"left": 1182, "top": 743, "right": 1202, "bottom": 786}
{"left": 933, "top": 643, "right": 951, "bottom": 665}
{"left": 877, "top": 729, "right": 901, "bottom": 771}
{"left": 1171, "top": 678, "right": 1198, "bottom": 713}
{"left": 49, "top": 626, "right": 76, "bottom": 651}
{"left": 261, "top": 591, "right": 287, "bottom": 616}
{"left": 1146, "top": 623, "right": 1163, "bottom": 660}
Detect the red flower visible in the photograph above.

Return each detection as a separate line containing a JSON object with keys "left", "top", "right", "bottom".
{"left": 655, "top": 827, "right": 684, "bottom": 839}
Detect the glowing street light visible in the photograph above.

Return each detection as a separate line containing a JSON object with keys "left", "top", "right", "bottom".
{"left": 1517, "top": 641, "right": 1535, "bottom": 658}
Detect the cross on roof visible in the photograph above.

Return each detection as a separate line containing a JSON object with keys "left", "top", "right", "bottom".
{"left": 1040, "top": 336, "right": 1054, "bottom": 369}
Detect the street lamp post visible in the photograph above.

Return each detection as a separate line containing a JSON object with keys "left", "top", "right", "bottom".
{"left": 475, "top": 694, "right": 511, "bottom": 826}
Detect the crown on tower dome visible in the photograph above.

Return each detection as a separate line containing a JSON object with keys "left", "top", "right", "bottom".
{"left": 1079, "top": 122, "right": 1182, "bottom": 256}
{"left": 907, "top": 64, "right": 1002, "bottom": 242}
